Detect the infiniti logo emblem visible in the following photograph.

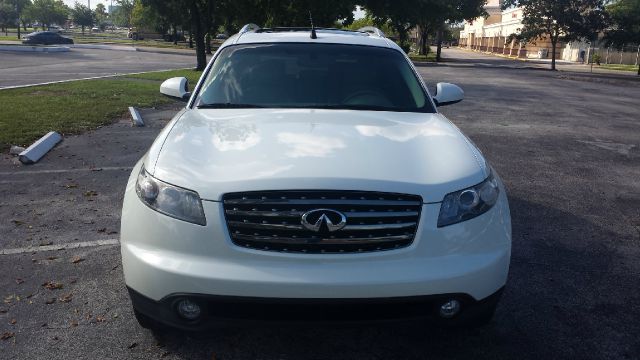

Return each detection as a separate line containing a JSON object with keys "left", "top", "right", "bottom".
{"left": 301, "top": 209, "right": 347, "bottom": 233}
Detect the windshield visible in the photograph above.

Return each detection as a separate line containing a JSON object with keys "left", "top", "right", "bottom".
{"left": 195, "top": 43, "right": 434, "bottom": 113}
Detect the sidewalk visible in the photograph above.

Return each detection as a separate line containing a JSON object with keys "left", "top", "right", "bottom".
{"left": 450, "top": 47, "right": 639, "bottom": 82}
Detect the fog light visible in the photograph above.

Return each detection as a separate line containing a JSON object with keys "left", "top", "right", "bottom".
{"left": 176, "top": 299, "right": 201, "bottom": 320}
{"left": 439, "top": 299, "right": 461, "bottom": 318}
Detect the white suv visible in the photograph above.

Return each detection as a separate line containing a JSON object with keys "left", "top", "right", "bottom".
{"left": 121, "top": 25, "right": 511, "bottom": 330}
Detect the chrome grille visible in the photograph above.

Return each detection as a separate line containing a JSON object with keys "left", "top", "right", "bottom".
{"left": 222, "top": 191, "right": 423, "bottom": 254}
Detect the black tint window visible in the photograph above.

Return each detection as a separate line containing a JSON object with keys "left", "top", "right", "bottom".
{"left": 197, "top": 43, "right": 433, "bottom": 113}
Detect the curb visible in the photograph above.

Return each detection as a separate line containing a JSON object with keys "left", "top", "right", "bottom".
{"left": 72, "top": 44, "right": 137, "bottom": 51}
{"left": 135, "top": 47, "right": 197, "bottom": 56}
{"left": 0, "top": 45, "right": 70, "bottom": 52}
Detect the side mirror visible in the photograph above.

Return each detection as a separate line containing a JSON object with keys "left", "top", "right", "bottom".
{"left": 160, "top": 77, "right": 191, "bottom": 101}
{"left": 433, "top": 82, "right": 464, "bottom": 107}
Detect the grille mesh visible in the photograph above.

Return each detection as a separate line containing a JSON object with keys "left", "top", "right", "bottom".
{"left": 222, "top": 190, "right": 423, "bottom": 254}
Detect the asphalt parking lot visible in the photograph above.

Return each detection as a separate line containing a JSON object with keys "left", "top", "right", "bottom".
{"left": 1, "top": 48, "right": 639, "bottom": 359}
{"left": 0, "top": 47, "right": 197, "bottom": 88}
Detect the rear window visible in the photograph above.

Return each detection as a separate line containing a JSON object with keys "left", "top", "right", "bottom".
{"left": 195, "top": 43, "right": 434, "bottom": 113}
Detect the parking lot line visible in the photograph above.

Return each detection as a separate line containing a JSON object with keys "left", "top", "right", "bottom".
{"left": 0, "top": 67, "right": 191, "bottom": 90}
{"left": 0, "top": 238, "right": 119, "bottom": 255}
{"left": 0, "top": 166, "right": 133, "bottom": 176}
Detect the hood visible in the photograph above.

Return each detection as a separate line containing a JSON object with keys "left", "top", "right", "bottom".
{"left": 149, "top": 109, "right": 487, "bottom": 203}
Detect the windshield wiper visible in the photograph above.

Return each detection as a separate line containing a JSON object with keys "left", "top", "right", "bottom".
{"left": 197, "top": 103, "right": 265, "bottom": 109}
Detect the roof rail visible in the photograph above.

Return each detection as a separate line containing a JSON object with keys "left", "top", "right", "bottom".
{"left": 358, "top": 26, "right": 386, "bottom": 38}
{"left": 239, "top": 23, "right": 261, "bottom": 34}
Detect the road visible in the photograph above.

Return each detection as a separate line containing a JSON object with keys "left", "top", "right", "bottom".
{"left": 1, "top": 48, "right": 639, "bottom": 359}
{"left": 0, "top": 47, "right": 198, "bottom": 88}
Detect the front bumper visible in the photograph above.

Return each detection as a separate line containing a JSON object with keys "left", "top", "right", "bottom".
{"left": 128, "top": 286, "right": 505, "bottom": 330}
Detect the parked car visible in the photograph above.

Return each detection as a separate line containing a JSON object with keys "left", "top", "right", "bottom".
{"left": 121, "top": 25, "right": 512, "bottom": 332}
{"left": 215, "top": 33, "right": 229, "bottom": 40}
{"left": 48, "top": 25, "right": 63, "bottom": 33}
{"left": 22, "top": 31, "right": 73, "bottom": 45}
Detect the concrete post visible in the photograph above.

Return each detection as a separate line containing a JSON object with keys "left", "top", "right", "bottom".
{"left": 518, "top": 42, "right": 523, "bottom": 58}
{"left": 635, "top": 45, "right": 639, "bottom": 66}
{"left": 620, "top": 46, "right": 624, "bottom": 64}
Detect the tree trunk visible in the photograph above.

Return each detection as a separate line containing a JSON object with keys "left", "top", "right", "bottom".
{"left": 205, "top": 0, "right": 213, "bottom": 55}
{"left": 419, "top": 26, "right": 429, "bottom": 56}
{"left": 551, "top": 38, "right": 557, "bottom": 71}
{"left": 190, "top": 0, "right": 207, "bottom": 71}
{"left": 188, "top": 28, "right": 193, "bottom": 48}
{"left": 205, "top": 33, "right": 212, "bottom": 55}
{"left": 173, "top": 25, "right": 178, "bottom": 45}
{"left": 82, "top": 25, "right": 85, "bottom": 36}
{"left": 436, "top": 27, "right": 443, "bottom": 62}
{"left": 17, "top": 21, "right": 21, "bottom": 39}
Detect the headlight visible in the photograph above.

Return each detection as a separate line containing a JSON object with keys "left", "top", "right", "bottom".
{"left": 437, "top": 171, "right": 500, "bottom": 227}
{"left": 135, "top": 166, "right": 206, "bottom": 226}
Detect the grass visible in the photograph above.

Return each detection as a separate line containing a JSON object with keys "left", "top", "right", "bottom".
{"left": 408, "top": 52, "right": 438, "bottom": 62}
{"left": 0, "top": 69, "right": 203, "bottom": 150}
{"left": 125, "top": 69, "right": 203, "bottom": 84}
{"left": 597, "top": 63, "right": 639, "bottom": 72}
{"left": 0, "top": 35, "right": 20, "bottom": 41}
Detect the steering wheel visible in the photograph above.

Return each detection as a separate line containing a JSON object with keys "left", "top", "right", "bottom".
{"left": 341, "top": 89, "right": 392, "bottom": 107}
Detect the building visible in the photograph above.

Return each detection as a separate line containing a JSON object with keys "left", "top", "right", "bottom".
{"left": 459, "top": 0, "right": 560, "bottom": 59}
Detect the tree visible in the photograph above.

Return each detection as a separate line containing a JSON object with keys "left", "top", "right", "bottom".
{"left": 17, "top": 0, "right": 32, "bottom": 31}
{"left": 363, "top": 0, "right": 424, "bottom": 54}
{"left": 70, "top": 2, "right": 93, "bottom": 35}
{"left": 94, "top": 2, "right": 107, "bottom": 29}
{"left": 604, "top": 0, "right": 640, "bottom": 75}
{"left": 362, "top": 0, "right": 484, "bottom": 58}
{"left": 112, "top": 0, "right": 133, "bottom": 28}
{"left": 131, "top": 0, "right": 161, "bottom": 31}
{"left": 139, "top": 0, "right": 186, "bottom": 44}
{"left": 434, "top": 0, "right": 486, "bottom": 61}
{"left": 95, "top": 3, "right": 106, "bottom": 18}
{"left": 141, "top": 0, "right": 357, "bottom": 70}
{"left": 502, "top": 0, "right": 607, "bottom": 70}
{"left": 24, "top": 0, "right": 69, "bottom": 29}
{"left": 5, "top": 0, "right": 32, "bottom": 39}
{"left": 0, "top": 1, "right": 17, "bottom": 36}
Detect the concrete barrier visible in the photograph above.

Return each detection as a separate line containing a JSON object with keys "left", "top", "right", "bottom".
{"left": 18, "top": 131, "right": 62, "bottom": 164}
{"left": 129, "top": 107, "right": 144, "bottom": 127}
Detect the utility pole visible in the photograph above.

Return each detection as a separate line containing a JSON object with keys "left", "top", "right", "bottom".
{"left": 88, "top": 0, "right": 91, "bottom": 9}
